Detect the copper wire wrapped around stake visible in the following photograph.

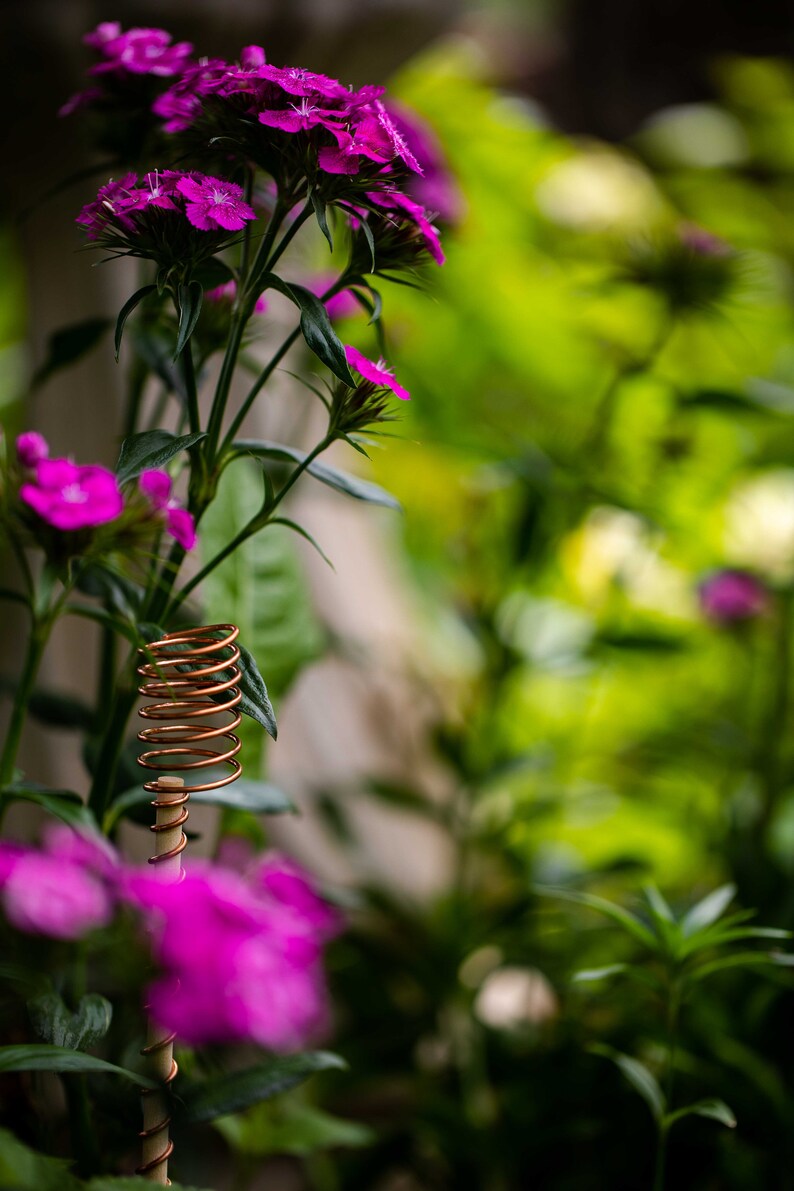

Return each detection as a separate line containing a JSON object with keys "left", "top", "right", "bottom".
{"left": 135, "top": 624, "right": 244, "bottom": 1184}
{"left": 137, "top": 623, "right": 243, "bottom": 868}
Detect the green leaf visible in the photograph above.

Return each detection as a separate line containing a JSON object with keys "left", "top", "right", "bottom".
{"left": 76, "top": 562, "right": 144, "bottom": 620}
{"left": 0, "top": 1127, "right": 79, "bottom": 1191}
{"left": 571, "top": 964, "right": 629, "bottom": 983}
{"left": 193, "top": 258, "right": 235, "bottom": 290}
{"left": 105, "top": 779, "right": 295, "bottom": 832}
{"left": 178, "top": 1052, "right": 347, "bottom": 1124}
{"left": 199, "top": 465, "right": 325, "bottom": 770}
{"left": 261, "top": 273, "right": 355, "bottom": 385}
{"left": 116, "top": 429, "right": 207, "bottom": 484}
{"left": 175, "top": 280, "right": 204, "bottom": 359}
{"left": 681, "top": 884, "right": 737, "bottom": 937}
{"left": 310, "top": 188, "right": 333, "bottom": 251}
{"left": 0, "top": 1044, "right": 155, "bottom": 1087}
{"left": 686, "top": 951, "right": 786, "bottom": 983}
{"left": 234, "top": 439, "right": 400, "bottom": 509}
{"left": 589, "top": 1044, "right": 665, "bottom": 1122}
{"left": 666, "top": 1098, "right": 737, "bottom": 1129}
{"left": 28, "top": 992, "right": 112, "bottom": 1050}
{"left": 214, "top": 1098, "right": 372, "bottom": 1158}
{"left": 236, "top": 642, "right": 277, "bottom": 740}
{"left": 534, "top": 886, "right": 658, "bottom": 949}
{"left": 114, "top": 285, "right": 157, "bottom": 361}
{"left": 270, "top": 517, "right": 335, "bottom": 569}
{"left": 0, "top": 783, "right": 98, "bottom": 832}
{"left": 678, "top": 924, "right": 791, "bottom": 959}
{"left": 32, "top": 318, "right": 111, "bottom": 390}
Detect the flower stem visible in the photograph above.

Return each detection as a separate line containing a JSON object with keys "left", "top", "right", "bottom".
{"left": 0, "top": 617, "right": 50, "bottom": 789}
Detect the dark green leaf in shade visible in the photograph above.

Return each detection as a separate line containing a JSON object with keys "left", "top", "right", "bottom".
{"left": 534, "top": 886, "right": 658, "bottom": 949}
{"left": 114, "top": 286, "right": 157, "bottom": 361}
{"left": 105, "top": 779, "right": 295, "bottom": 832}
{"left": 213, "top": 1099, "right": 373, "bottom": 1158}
{"left": 666, "top": 1099, "right": 737, "bottom": 1129}
{"left": 177, "top": 1052, "right": 347, "bottom": 1124}
{"left": 310, "top": 188, "right": 333, "bottom": 251}
{"left": 0, "top": 1127, "right": 80, "bottom": 1191}
{"left": 28, "top": 992, "right": 112, "bottom": 1051}
{"left": 236, "top": 642, "right": 277, "bottom": 740}
{"left": 589, "top": 1044, "right": 665, "bottom": 1122}
{"left": 193, "top": 258, "right": 235, "bottom": 289}
{"left": 0, "top": 783, "right": 98, "bottom": 832}
{"left": 175, "top": 281, "right": 204, "bottom": 359}
{"left": 32, "top": 318, "right": 111, "bottom": 389}
{"left": 0, "top": 1044, "right": 155, "bottom": 1087}
{"left": 115, "top": 429, "right": 206, "bottom": 484}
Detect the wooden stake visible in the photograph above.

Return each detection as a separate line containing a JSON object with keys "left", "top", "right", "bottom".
{"left": 140, "top": 776, "right": 186, "bottom": 1184}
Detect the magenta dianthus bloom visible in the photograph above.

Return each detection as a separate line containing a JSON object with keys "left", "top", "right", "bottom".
{"left": 125, "top": 856, "right": 341, "bottom": 1051}
{"left": 0, "top": 830, "right": 118, "bottom": 941}
{"left": 86, "top": 23, "right": 193, "bottom": 77}
{"left": 139, "top": 469, "right": 197, "bottom": 550}
{"left": 176, "top": 176, "right": 256, "bottom": 232}
{"left": 255, "top": 851, "right": 343, "bottom": 942}
{"left": 21, "top": 458, "right": 123, "bottom": 531}
{"left": 16, "top": 431, "right": 49, "bottom": 468}
{"left": 345, "top": 346, "right": 411, "bottom": 401}
{"left": 699, "top": 569, "right": 768, "bottom": 624}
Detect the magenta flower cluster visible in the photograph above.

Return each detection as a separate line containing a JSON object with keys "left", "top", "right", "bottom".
{"left": 125, "top": 853, "right": 342, "bottom": 1051}
{"left": 14, "top": 432, "right": 197, "bottom": 549}
{"left": 77, "top": 170, "right": 256, "bottom": 241}
{"left": 0, "top": 827, "right": 341, "bottom": 1053}
{"left": 139, "top": 469, "right": 197, "bottom": 550}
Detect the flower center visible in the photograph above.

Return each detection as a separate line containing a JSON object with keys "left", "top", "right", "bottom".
{"left": 211, "top": 189, "right": 229, "bottom": 205}
{"left": 60, "top": 484, "right": 88, "bottom": 505}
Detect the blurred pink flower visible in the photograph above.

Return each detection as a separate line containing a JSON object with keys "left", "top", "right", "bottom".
{"left": 699, "top": 569, "right": 768, "bottom": 623}
{"left": 139, "top": 469, "right": 197, "bottom": 550}
{"left": 0, "top": 829, "right": 119, "bottom": 940}
{"left": 86, "top": 23, "right": 193, "bottom": 78}
{"left": 206, "top": 280, "right": 267, "bottom": 314}
{"left": 16, "top": 432, "right": 49, "bottom": 468}
{"left": 125, "top": 855, "right": 342, "bottom": 1051}
{"left": 21, "top": 458, "right": 123, "bottom": 531}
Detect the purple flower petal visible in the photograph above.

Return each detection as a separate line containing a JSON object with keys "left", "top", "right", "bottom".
{"left": 21, "top": 458, "right": 124, "bottom": 531}
{"left": 16, "top": 432, "right": 49, "bottom": 468}
{"left": 139, "top": 469, "right": 172, "bottom": 509}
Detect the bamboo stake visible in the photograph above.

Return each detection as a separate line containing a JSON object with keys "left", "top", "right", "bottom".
{"left": 139, "top": 775, "right": 186, "bottom": 1185}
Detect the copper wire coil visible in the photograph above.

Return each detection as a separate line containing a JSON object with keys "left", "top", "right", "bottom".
{"left": 136, "top": 624, "right": 245, "bottom": 1181}
{"left": 137, "top": 623, "right": 243, "bottom": 807}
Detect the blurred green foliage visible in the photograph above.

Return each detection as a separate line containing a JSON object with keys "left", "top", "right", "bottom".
{"left": 306, "top": 42, "right": 794, "bottom": 1191}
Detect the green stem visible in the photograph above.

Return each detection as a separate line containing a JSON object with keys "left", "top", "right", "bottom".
{"left": 222, "top": 275, "right": 348, "bottom": 450}
{"left": 166, "top": 435, "right": 333, "bottom": 617}
{"left": 181, "top": 337, "right": 201, "bottom": 438}
{"left": 64, "top": 1074, "right": 101, "bottom": 1177}
{"left": 0, "top": 618, "right": 50, "bottom": 788}
{"left": 652, "top": 1121, "right": 669, "bottom": 1191}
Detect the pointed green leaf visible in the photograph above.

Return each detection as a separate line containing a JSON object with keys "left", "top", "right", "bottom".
{"left": 686, "top": 951, "right": 787, "bottom": 983}
{"left": 32, "top": 318, "right": 112, "bottom": 390}
{"left": 270, "top": 517, "right": 335, "bottom": 569}
{"left": 0, "top": 1044, "right": 154, "bottom": 1086}
{"left": 177, "top": 1052, "right": 347, "bottom": 1124}
{"left": 589, "top": 1044, "right": 665, "bottom": 1122}
{"left": 28, "top": 992, "right": 112, "bottom": 1051}
{"left": 0, "top": 783, "right": 98, "bottom": 832}
{"left": 571, "top": 964, "right": 629, "bottom": 983}
{"left": 116, "top": 429, "right": 206, "bottom": 483}
{"left": 0, "top": 1127, "right": 80, "bottom": 1191}
{"left": 175, "top": 280, "right": 203, "bottom": 359}
{"left": 233, "top": 439, "right": 400, "bottom": 509}
{"left": 261, "top": 273, "right": 355, "bottom": 385}
{"left": 682, "top": 885, "right": 737, "bottom": 937}
{"left": 105, "top": 779, "right": 295, "bottom": 832}
{"left": 114, "top": 285, "right": 157, "bottom": 361}
{"left": 535, "top": 886, "right": 658, "bottom": 949}
{"left": 310, "top": 189, "right": 333, "bottom": 251}
{"left": 666, "top": 1098, "right": 736, "bottom": 1129}
{"left": 236, "top": 642, "right": 277, "bottom": 740}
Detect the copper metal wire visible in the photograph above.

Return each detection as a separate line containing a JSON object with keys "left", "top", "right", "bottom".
{"left": 137, "top": 622, "right": 243, "bottom": 869}
{"left": 135, "top": 623, "right": 244, "bottom": 1182}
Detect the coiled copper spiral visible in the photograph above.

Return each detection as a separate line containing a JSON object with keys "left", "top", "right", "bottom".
{"left": 137, "top": 623, "right": 243, "bottom": 867}
{"left": 135, "top": 624, "right": 244, "bottom": 1183}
